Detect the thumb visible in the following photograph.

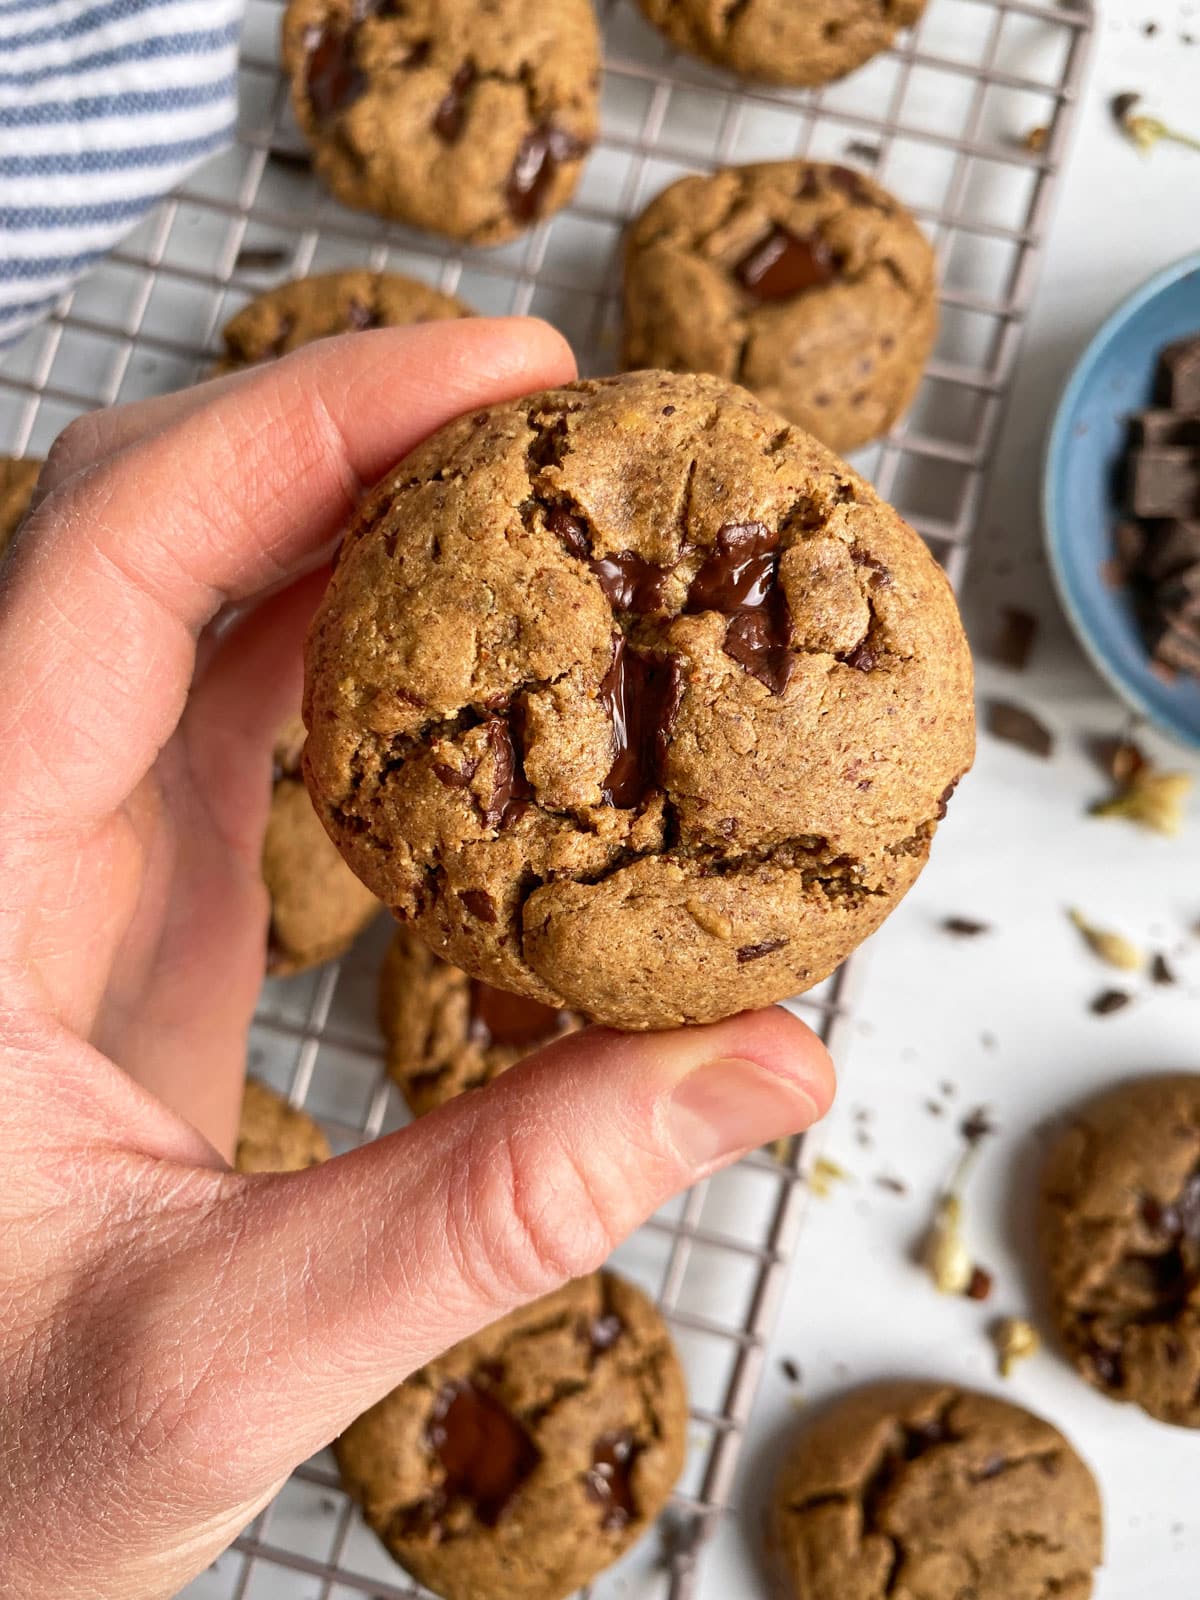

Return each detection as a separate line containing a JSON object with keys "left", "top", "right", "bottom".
{"left": 172, "top": 1007, "right": 833, "bottom": 1502}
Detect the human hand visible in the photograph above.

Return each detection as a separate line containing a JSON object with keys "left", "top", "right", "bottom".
{"left": 0, "top": 320, "right": 835, "bottom": 1599}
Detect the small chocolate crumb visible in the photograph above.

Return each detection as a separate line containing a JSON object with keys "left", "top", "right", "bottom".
{"left": 943, "top": 916, "right": 990, "bottom": 937}
{"left": 1151, "top": 951, "right": 1177, "bottom": 984}
{"left": 989, "top": 606, "right": 1038, "bottom": 670}
{"left": 940, "top": 1079, "right": 957, "bottom": 1097}
{"left": 843, "top": 139, "right": 882, "bottom": 164}
{"left": 875, "top": 1175, "right": 909, "bottom": 1196}
{"left": 925, "top": 1099, "right": 945, "bottom": 1118}
{"left": 1143, "top": 19, "right": 1159, "bottom": 34}
{"left": 1091, "top": 988, "right": 1133, "bottom": 1016}
{"left": 235, "top": 245, "right": 289, "bottom": 272}
{"left": 1111, "top": 91, "right": 1141, "bottom": 128}
{"left": 986, "top": 700, "right": 1054, "bottom": 758}
{"left": 961, "top": 1106, "right": 997, "bottom": 1146}
{"left": 736, "top": 936, "right": 788, "bottom": 964}
{"left": 965, "top": 1265, "right": 994, "bottom": 1301}
{"left": 780, "top": 1357, "right": 802, "bottom": 1384}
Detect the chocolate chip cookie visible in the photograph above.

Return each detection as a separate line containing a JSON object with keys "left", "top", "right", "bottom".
{"left": 623, "top": 163, "right": 937, "bottom": 456}
{"left": 633, "top": 0, "right": 925, "bottom": 86}
{"left": 303, "top": 371, "right": 974, "bottom": 1030}
{"left": 281, "top": 0, "right": 599, "bottom": 245}
{"left": 769, "top": 1381, "right": 1103, "bottom": 1600}
{"left": 380, "top": 925, "right": 584, "bottom": 1116}
{"left": 236, "top": 1077, "right": 331, "bottom": 1173}
{"left": 264, "top": 715, "right": 379, "bottom": 975}
{"left": 335, "top": 1271, "right": 687, "bottom": 1600}
{"left": 1040, "top": 1073, "right": 1200, "bottom": 1427}
{"left": 215, "top": 270, "right": 471, "bottom": 373}
{"left": 0, "top": 456, "right": 41, "bottom": 556}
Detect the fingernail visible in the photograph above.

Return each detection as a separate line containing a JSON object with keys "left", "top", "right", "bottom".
{"left": 666, "top": 1058, "right": 821, "bottom": 1168}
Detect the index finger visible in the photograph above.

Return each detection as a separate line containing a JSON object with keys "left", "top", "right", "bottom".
{"left": 0, "top": 318, "right": 575, "bottom": 830}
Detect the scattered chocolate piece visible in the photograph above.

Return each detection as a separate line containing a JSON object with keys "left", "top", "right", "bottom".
{"left": 1131, "top": 410, "right": 1200, "bottom": 447}
{"left": 1091, "top": 988, "right": 1133, "bottom": 1016}
{"left": 989, "top": 606, "right": 1037, "bottom": 670}
{"left": 1091, "top": 733, "right": 1146, "bottom": 785}
{"left": 925, "top": 1099, "right": 945, "bottom": 1118}
{"left": 1128, "top": 448, "right": 1200, "bottom": 518}
{"left": 1160, "top": 335, "right": 1200, "bottom": 411}
{"left": 1111, "top": 91, "right": 1141, "bottom": 128}
{"left": 960, "top": 1107, "right": 997, "bottom": 1146}
{"left": 235, "top": 246, "right": 289, "bottom": 272}
{"left": 1151, "top": 951, "right": 1177, "bottom": 985}
{"left": 843, "top": 139, "right": 882, "bottom": 164}
{"left": 965, "top": 1265, "right": 994, "bottom": 1301}
{"left": 268, "top": 147, "right": 314, "bottom": 173}
{"left": 943, "top": 916, "right": 990, "bottom": 937}
{"left": 940, "top": 1080, "right": 957, "bottom": 1097}
{"left": 875, "top": 1175, "right": 909, "bottom": 1196}
{"left": 986, "top": 700, "right": 1053, "bottom": 758}
{"left": 780, "top": 1357, "right": 802, "bottom": 1383}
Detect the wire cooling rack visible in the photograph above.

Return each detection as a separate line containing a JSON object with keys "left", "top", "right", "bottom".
{"left": 0, "top": 1, "right": 1092, "bottom": 1596}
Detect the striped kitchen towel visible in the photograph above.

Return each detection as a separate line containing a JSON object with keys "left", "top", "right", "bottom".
{"left": 0, "top": 0, "right": 243, "bottom": 346}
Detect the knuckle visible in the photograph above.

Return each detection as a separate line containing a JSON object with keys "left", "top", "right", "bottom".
{"left": 42, "top": 413, "right": 106, "bottom": 494}
{"left": 455, "top": 1117, "right": 623, "bottom": 1303}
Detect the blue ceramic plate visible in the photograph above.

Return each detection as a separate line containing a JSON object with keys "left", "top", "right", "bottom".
{"left": 1044, "top": 253, "right": 1200, "bottom": 750}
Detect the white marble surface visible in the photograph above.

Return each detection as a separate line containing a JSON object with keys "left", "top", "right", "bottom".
{"left": 706, "top": 7, "right": 1200, "bottom": 1598}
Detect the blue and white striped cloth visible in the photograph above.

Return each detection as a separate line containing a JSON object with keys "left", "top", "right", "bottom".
{"left": 0, "top": 0, "right": 242, "bottom": 346}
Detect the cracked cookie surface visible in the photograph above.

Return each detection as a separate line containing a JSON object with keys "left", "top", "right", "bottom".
{"left": 335, "top": 1271, "right": 687, "bottom": 1600}
{"left": 235, "top": 1077, "right": 331, "bottom": 1173}
{"left": 214, "top": 270, "right": 471, "bottom": 373}
{"left": 282, "top": 0, "right": 599, "bottom": 244}
{"left": 1040, "top": 1073, "right": 1200, "bottom": 1427}
{"left": 633, "top": 0, "right": 925, "bottom": 86}
{"left": 303, "top": 370, "right": 973, "bottom": 1030}
{"left": 380, "top": 925, "right": 585, "bottom": 1116}
{"left": 623, "top": 162, "right": 937, "bottom": 455}
{"left": 769, "top": 1381, "right": 1102, "bottom": 1600}
{"left": 264, "top": 715, "right": 380, "bottom": 975}
{"left": 0, "top": 456, "right": 41, "bottom": 556}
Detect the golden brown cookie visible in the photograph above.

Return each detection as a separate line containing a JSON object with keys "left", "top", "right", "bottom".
{"left": 335, "top": 1272, "right": 687, "bottom": 1600}
{"left": 380, "top": 925, "right": 584, "bottom": 1116}
{"left": 1040, "top": 1072, "right": 1200, "bottom": 1427}
{"left": 214, "top": 269, "right": 471, "bottom": 373}
{"left": 281, "top": 0, "right": 600, "bottom": 245}
{"left": 0, "top": 456, "right": 41, "bottom": 556}
{"left": 303, "top": 371, "right": 974, "bottom": 1030}
{"left": 633, "top": 0, "right": 925, "bottom": 86}
{"left": 623, "top": 162, "right": 937, "bottom": 456}
{"left": 768, "top": 1381, "right": 1103, "bottom": 1600}
{"left": 264, "top": 715, "right": 379, "bottom": 975}
{"left": 235, "top": 1077, "right": 331, "bottom": 1173}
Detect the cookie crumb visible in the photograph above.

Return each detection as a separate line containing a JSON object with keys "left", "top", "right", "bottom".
{"left": 808, "top": 1155, "right": 852, "bottom": 1196}
{"left": 993, "top": 1316, "right": 1041, "bottom": 1377}
{"left": 685, "top": 898, "right": 733, "bottom": 939}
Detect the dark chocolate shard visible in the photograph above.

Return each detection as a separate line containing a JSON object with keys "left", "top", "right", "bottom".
{"left": 600, "top": 635, "right": 683, "bottom": 808}
{"left": 479, "top": 717, "right": 532, "bottom": 830}
{"left": 1158, "top": 335, "right": 1200, "bottom": 411}
{"left": 433, "top": 60, "right": 476, "bottom": 142}
{"left": 1129, "top": 447, "right": 1200, "bottom": 519}
{"left": 235, "top": 246, "right": 289, "bottom": 272}
{"left": 943, "top": 916, "right": 990, "bottom": 937}
{"left": 989, "top": 606, "right": 1037, "bottom": 670}
{"left": 736, "top": 937, "right": 789, "bottom": 964}
{"left": 1131, "top": 411, "right": 1200, "bottom": 448}
{"left": 986, "top": 700, "right": 1053, "bottom": 759}
{"left": 506, "top": 124, "right": 588, "bottom": 223}
{"left": 1091, "top": 988, "right": 1132, "bottom": 1016}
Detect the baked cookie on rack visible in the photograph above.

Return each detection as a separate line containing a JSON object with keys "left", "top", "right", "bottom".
{"left": 623, "top": 161, "right": 937, "bottom": 455}
{"left": 303, "top": 370, "right": 974, "bottom": 1030}
{"left": 264, "top": 714, "right": 379, "bottom": 975}
{"left": 633, "top": 0, "right": 925, "bottom": 86}
{"left": 0, "top": 455, "right": 41, "bottom": 555}
{"left": 380, "top": 925, "right": 584, "bottom": 1116}
{"left": 335, "top": 1271, "right": 687, "bottom": 1600}
{"left": 1040, "top": 1072, "right": 1200, "bottom": 1428}
{"left": 214, "top": 269, "right": 471, "bottom": 372}
{"left": 768, "top": 1381, "right": 1103, "bottom": 1600}
{"left": 281, "top": 0, "right": 599, "bottom": 244}
{"left": 235, "top": 1077, "right": 332, "bottom": 1173}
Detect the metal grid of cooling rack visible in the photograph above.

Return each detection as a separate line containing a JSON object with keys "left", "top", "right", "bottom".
{"left": 0, "top": 1, "right": 1092, "bottom": 1596}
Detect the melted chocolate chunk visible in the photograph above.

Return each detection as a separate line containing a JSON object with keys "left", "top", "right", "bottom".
{"left": 433, "top": 61, "right": 476, "bottom": 141}
{"left": 851, "top": 545, "right": 892, "bottom": 587}
{"left": 839, "top": 641, "right": 876, "bottom": 672}
{"left": 480, "top": 717, "right": 532, "bottom": 830}
{"left": 470, "top": 982, "right": 565, "bottom": 1048}
{"left": 592, "top": 551, "right": 674, "bottom": 613}
{"left": 547, "top": 501, "right": 590, "bottom": 558}
{"left": 736, "top": 937, "right": 788, "bottom": 964}
{"left": 600, "top": 636, "right": 683, "bottom": 809}
{"left": 458, "top": 888, "right": 497, "bottom": 923}
{"left": 433, "top": 755, "right": 478, "bottom": 789}
{"left": 585, "top": 1430, "right": 639, "bottom": 1532}
{"left": 304, "top": 22, "right": 366, "bottom": 122}
{"left": 589, "top": 1311, "right": 624, "bottom": 1354}
{"left": 1142, "top": 1165, "right": 1200, "bottom": 1243}
{"left": 734, "top": 224, "right": 836, "bottom": 300}
{"left": 345, "top": 298, "right": 380, "bottom": 331}
{"left": 426, "top": 1380, "right": 539, "bottom": 1526}
{"left": 506, "top": 124, "right": 588, "bottom": 223}
{"left": 687, "top": 522, "right": 793, "bottom": 695}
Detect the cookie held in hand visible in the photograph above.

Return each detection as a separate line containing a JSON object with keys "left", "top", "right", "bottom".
{"left": 303, "top": 371, "right": 974, "bottom": 1029}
